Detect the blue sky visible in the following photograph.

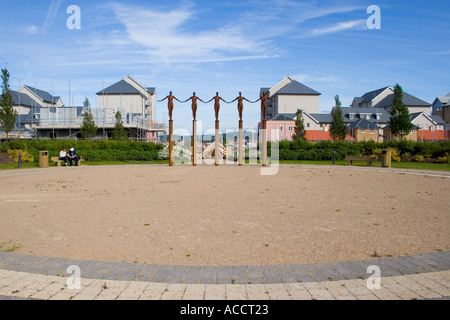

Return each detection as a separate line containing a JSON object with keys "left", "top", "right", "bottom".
{"left": 1, "top": 0, "right": 449, "bottom": 130}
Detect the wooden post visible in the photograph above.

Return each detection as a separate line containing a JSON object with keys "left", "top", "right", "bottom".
{"left": 262, "top": 120, "right": 267, "bottom": 167}
{"left": 239, "top": 120, "right": 243, "bottom": 166}
{"left": 169, "top": 120, "right": 174, "bottom": 167}
{"left": 193, "top": 120, "right": 197, "bottom": 166}
{"left": 215, "top": 121, "right": 220, "bottom": 166}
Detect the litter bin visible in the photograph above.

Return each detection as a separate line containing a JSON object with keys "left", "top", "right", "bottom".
{"left": 39, "top": 151, "right": 49, "bottom": 168}
{"left": 381, "top": 150, "right": 392, "bottom": 168}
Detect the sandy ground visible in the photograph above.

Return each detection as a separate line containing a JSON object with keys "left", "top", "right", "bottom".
{"left": 0, "top": 164, "right": 449, "bottom": 266}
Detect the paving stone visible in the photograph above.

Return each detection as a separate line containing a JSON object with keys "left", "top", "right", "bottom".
{"left": 183, "top": 266, "right": 202, "bottom": 284}
{"left": 261, "top": 266, "right": 282, "bottom": 284}
{"left": 161, "top": 284, "right": 187, "bottom": 300}
{"left": 265, "top": 284, "right": 291, "bottom": 300}
{"left": 226, "top": 284, "right": 248, "bottom": 300}
{"left": 139, "top": 283, "right": 168, "bottom": 300}
{"left": 199, "top": 266, "right": 217, "bottom": 284}
{"left": 246, "top": 284, "right": 270, "bottom": 300}
{"left": 277, "top": 266, "right": 298, "bottom": 284}
{"left": 182, "top": 284, "right": 206, "bottom": 300}
{"left": 204, "top": 284, "right": 226, "bottom": 300}
{"left": 287, "top": 265, "right": 315, "bottom": 283}
{"left": 216, "top": 267, "right": 232, "bottom": 284}
{"left": 167, "top": 266, "right": 186, "bottom": 284}
{"left": 151, "top": 266, "right": 174, "bottom": 283}
{"left": 247, "top": 266, "right": 265, "bottom": 284}
{"left": 231, "top": 266, "right": 248, "bottom": 284}
{"left": 137, "top": 265, "right": 159, "bottom": 281}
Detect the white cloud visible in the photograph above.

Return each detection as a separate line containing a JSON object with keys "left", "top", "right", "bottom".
{"left": 310, "top": 19, "right": 367, "bottom": 37}
{"left": 23, "top": 25, "right": 39, "bottom": 35}
{"left": 42, "top": 0, "right": 64, "bottom": 33}
{"left": 109, "top": 3, "right": 271, "bottom": 64}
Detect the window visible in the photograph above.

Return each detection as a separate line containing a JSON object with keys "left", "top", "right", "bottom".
{"left": 349, "top": 114, "right": 355, "bottom": 120}
{"left": 288, "top": 126, "right": 293, "bottom": 131}
{"left": 280, "top": 126, "right": 283, "bottom": 131}
{"left": 361, "top": 129, "right": 366, "bottom": 133}
{"left": 307, "top": 123, "right": 310, "bottom": 128}
{"left": 370, "top": 129, "right": 375, "bottom": 134}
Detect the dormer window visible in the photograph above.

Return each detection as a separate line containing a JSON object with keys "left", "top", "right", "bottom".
{"left": 349, "top": 113, "right": 355, "bottom": 120}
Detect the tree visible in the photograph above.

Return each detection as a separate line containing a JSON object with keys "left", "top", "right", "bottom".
{"left": 0, "top": 68, "right": 18, "bottom": 140}
{"left": 80, "top": 98, "right": 98, "bottom": 140}
{"left": 389, "top": 84, "right": 413, "bottom": 140}
{"left": 329, "top": 95, "right": 347, "bottom": 141}
{"left": 292, "top": 109, "right": 306, "bottom": 142}
{"left": 112, "top": 111, "right": 128, "bottom": 141}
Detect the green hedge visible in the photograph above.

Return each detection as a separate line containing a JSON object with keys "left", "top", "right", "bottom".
{"left": 1, "top": 139, "right": 449, "bottom": 163}
{"left": 0, "top": 139, "right": 165, "bottom": 162}
{"left": 275, "top": 140, "right": 450, "bottom": 162}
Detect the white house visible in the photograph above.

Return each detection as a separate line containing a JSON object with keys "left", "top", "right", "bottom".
{"left": 260, "top": 76, "right": 321, "bottom": 121}
{"left": 97, "top": 76, "right": 156, "bottom": 123}
{"left": 352, "top": 86, "right": 432, "bottom": 115}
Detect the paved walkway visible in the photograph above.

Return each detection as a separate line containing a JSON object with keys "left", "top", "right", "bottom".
{"left": 0, "top": 251, "right": 449, "bottom": 300}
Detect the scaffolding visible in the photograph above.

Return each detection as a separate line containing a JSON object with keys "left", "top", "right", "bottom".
{"left": 32, "top": 107, "right": 166, "bottom": 142}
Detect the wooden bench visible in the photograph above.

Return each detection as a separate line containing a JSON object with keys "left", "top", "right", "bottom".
{"left": 51, "top": 157, "right": 64, "bottom": 167}
{"left": 51, "top": 156, "right": 84, "bottom": 167}
{"left": 345, "top": 156, "right": 377, "bottom": 167}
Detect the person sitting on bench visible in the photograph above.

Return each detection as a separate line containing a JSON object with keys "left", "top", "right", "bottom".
{"left": 59, "top": 148, "right": 68, "bottom": 166}
{"left": 68, "top": 148, "right": 80, "bottom": 167}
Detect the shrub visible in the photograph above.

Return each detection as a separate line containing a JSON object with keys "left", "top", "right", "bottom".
{"left": 7, "top": 149, "right": 34, "bottom": 163}
{"left": 437, "top": 153, "right": 450, "bottom": 164}
{"left": 414, "top": 155, "right": 424, "bottom": 163}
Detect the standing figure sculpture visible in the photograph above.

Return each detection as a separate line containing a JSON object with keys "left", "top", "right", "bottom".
{"left": 159, "top": 91, "right": 181, "bottom": 121}
{"left": 254, "top": 91, "right": 274, "bottom": 122}
{"left": 159, "top": 91, "right": 181, "bottom": 167}
{"left": 183, "top": 92, "right": 205, "bottom": 121}
{"left": 254, "top": 92, "right": 274, "bottom": 167}
{"left": 206, "top": 92, "right": 227, "bottom": 122}
{"left": 230, "top": 92, "right": 251, "bottom": 122}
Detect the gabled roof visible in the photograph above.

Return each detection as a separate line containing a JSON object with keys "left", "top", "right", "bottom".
{"left": 354, "top": 86, "right": 430, "bottom": 108}
{"left": 269, "top": 113, "right": 296, "bottom": 121}
{"left": 275, "top": 80, "right": 321, "bottom": 96}
{"left": 340, "top": 107, "right": 390, "bottom": 123}
{"left": 430, "top": 115, "right": 445, "bottom": 125}
{"left": 23, "top": 86, "right": 59, "bottom": 104}
{"left": 308, "top": 113, "right": 332, "bottom": 123}
{"left": 410, "top": 112, "right": 446, "bottom": 125}
{"left": 97, "top": 80, "right": 141, "bottom": 95}
{"left": 377, "top": 92, "right": 431, "bottom": 108}
{"left": 434, "top": 95, "right": 450, "bottom": 105}
{"left": 358, "top": 87, "right": 390, "bottom": 104}
{"left": 348, "top": 118, "right": 380, "bottom": 130}
{"left": 384, "top": 123, "right": 420, "bottom": 130}
{"left": 11, "top": 90, "right": 40, "bottom": 108}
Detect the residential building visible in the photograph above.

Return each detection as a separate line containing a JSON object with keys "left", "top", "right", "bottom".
{"left": 351, "top": 86, "right": 432, "bottom": 115}
{"left": 5, "top": 78, "right": 164, "bottom": 142}
{"left": 97, "top": 76, "right": 156, "bottom": 123}
{"left": 432, "top": 93, "right": 450, "bottom": 124}
{"left": 260, "top": 76, "right": 321, "bottom": 121}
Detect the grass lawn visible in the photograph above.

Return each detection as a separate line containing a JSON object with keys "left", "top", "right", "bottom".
{"left": 279, "top": 160, "right": 450, "bottom": 171}
{"left": 1, "top": 159, "right": 449, "bottom": 171}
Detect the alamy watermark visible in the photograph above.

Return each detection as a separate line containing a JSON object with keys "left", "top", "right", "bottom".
{"left": 367, "top": 5, "right": 381, "bottom": 30}
{"left": 169, "top": 124, "right": 279, "bottom": 176}
{"left": 366, "top": 265, "right": 382, "bottom": 290}
{"left": 67, "top": 5, "right": 81, "bottom": 30}
{"left": 66, "top": 265, "right": 81, "bottom": 290}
